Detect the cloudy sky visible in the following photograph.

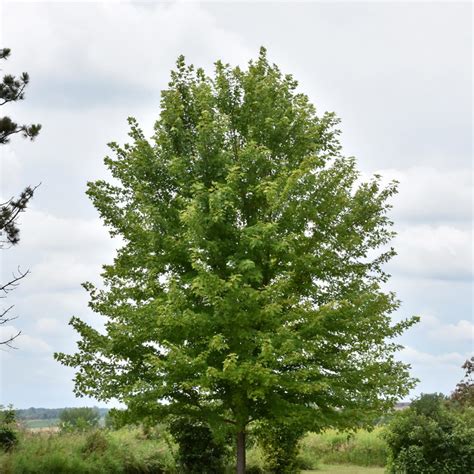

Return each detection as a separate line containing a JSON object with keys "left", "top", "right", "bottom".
{"left": 0, "top": 0, "right": 471, "bottom": 408}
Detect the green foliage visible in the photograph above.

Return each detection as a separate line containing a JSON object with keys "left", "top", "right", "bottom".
{"left": 383, "top": 393, "right": 474, "bottom": 473}
{"left": 55, "top": 48, "right": 417, "bottom": 469}
{"left": 257, "top": 421, "right": 306, "bottom": 473}
{"left": 0, "top": 48, "right": 41, "bottom": 144}
{"left": 244, "top": 443, "right": 266, "bottom": 473}
{"left": 0, "top": 405, "right": 16, "bottom": 426}
{"left": 0, "top": 427, "right": 18, "bottom": 452}
{"left": 410, "top": 392, "right": 446, "bottom": 417}
{"left": 59, "top": 407, "right": 100, "bottom": 432}
{"left": 168, "top": 417, "right": 227, "bottom": 473}
{"left": 104, "top": 410, "right": 122, "bottom": 431}
{"left": 0, "top": 405, "right": 18, "bottom": 452}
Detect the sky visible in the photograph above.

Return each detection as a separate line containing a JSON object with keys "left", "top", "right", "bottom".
{"left": 0, "top": 0, "right": 472, "bottom": 409}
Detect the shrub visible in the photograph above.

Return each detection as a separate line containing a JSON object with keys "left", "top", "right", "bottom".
{"left": 245, "top": 443, "right": 266, "bottom": 473}
{"left": 0, "top": 405, "right": 18, "bottom": 452}
{"left": 168, "top": 417, "right": 227, "bottom": 473}
{"left": 0, "top": 405, "right": 16, "bottom": 426}
{"left": 257, "top": 422, "right": 306, "bottom": 474}
{"left": 384, "top": 393, "right": 474, "bottom": 473}
{"left": 82, "top": 430, "right": 110, "bottom": 456}
{"left": 0, "top": 426, "right": 18, "bottom": 452}
{"left": 295, "top": 448, "right": 318, "bottom": 471}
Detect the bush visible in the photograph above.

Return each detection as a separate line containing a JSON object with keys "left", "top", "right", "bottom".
{"left": 245, "top": 443, "right": 266, "bottom": 473}
{"left": 0, "top": 405, "right": 18, "bottom": 452}
{"left": 0, "top": 406, "right": 16, "bottom": 426}
{"left": 384, "top": 393, "right": 474, "bottom": 473}
{"left": 257, "top": 422, "right": 306, "bottom": 474}
{"left": 0, "top": 426, "right": 18, "bottom": 452}
{"left": 168, "top": 417, "right": 227, "bottom": 473}
{"left": 82, "top": 430, "right": 110, "bottom": 456}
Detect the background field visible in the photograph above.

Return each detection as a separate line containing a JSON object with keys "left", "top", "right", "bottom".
{"left": 21, "top": 419, "right": 59, "bottom": 429}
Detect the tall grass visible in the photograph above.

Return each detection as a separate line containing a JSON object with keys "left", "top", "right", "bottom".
{"left": 0, "top": 426, "right": 388, "bottom": 473}
{"left": 0, "top": 427, "right": 176, "bottom": 474}
{"left": 299, "top": 428, "right": 388, "bottom": 468}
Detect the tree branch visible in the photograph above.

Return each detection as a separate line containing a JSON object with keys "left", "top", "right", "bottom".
{"left": 0, "top": 82, "right": 26, "bottom": 106}
{"left": 0, "top": 267, "right": 30, "bottom": 295}
{"left": 0, "top": 329, "right": 21, "bottom": 348}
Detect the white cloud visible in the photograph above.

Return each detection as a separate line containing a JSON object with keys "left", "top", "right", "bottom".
{"left": 3, "top": 2, "right": 251, "bottom": 95}
{"left": 371, "top": 167, "right": 472, "bottom": 223}
{"left": 388, "top": 224, "right": 472, "bottom": 280}
{"left": 0, "top": 325, "right": 52, "bottom": 353}
{"left": 1, "top": 208, "right": 118, "bottom": 301}
{"left": 26, "top": 255, "right": 101, "bottom": 292}
{"left": 0, "top": 146, "right": 24, "bottom": 192}
{"left": 418, "top": 314, "right": 474, "bottom": 344}
{"left": 397, "top": 345, "right": 471, "bottom": 398}
{"left": 35, "top": 317, "right": 62, "bottom": 335}
{"left": 399, "top": 345, "right": 468, "bottom": 368}
{"left": 19, "top": 210, "right": 113, "bottom": 255}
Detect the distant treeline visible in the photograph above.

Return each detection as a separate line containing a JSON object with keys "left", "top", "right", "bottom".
{"left": 15, "top": 407, "right": 109, "bottom": 420}
{"left": 15, "top": 404, "right": 409, "bottom": 421}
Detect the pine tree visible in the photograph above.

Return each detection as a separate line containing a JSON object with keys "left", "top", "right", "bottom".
{"left": 0, "top": 48, "right": 41, "bottom": 346}
{"left": 56, "top": 49, "right": 417, "bottom": 472}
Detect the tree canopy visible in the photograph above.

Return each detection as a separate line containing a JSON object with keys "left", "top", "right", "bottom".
{"left": 56, "top": 48, "right": 417, "bottom": 471}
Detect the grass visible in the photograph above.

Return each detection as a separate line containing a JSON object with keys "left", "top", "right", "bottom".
{"left": 0, "top": 425, "right": 388, "bottom": 473}
{"left": 298, "top": 428, "right": 388, "bottom": 468}
{"left": 0, "top": 427, "right": 176, "bottom": 473}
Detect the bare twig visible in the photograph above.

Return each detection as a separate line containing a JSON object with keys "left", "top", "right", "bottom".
{"left": 0, "top": 330, "right": 21, "bottom": 349}
{"left": 0, "top": 267, "right": 30, "bottom": 295}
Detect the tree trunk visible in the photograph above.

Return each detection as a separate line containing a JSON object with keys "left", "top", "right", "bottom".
{"left": 236, "top": 429, "right": 246, "bottom": 474}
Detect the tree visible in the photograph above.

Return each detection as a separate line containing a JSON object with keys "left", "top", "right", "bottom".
{"left": 0, "top": 48, "right": 41, "bottom": 346}
{"left": 59, "top": 407, "right": 100, "bottom": 432}
{"left": 55, "top": 48, "right": 417, "bottom": 473}
{"left": 450, "top": 357, "right": 474, "bottom": 408}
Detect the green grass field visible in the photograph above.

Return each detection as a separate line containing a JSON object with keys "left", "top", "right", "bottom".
{"left": 21, "top": 419, "right": 59, "bottom": 429}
